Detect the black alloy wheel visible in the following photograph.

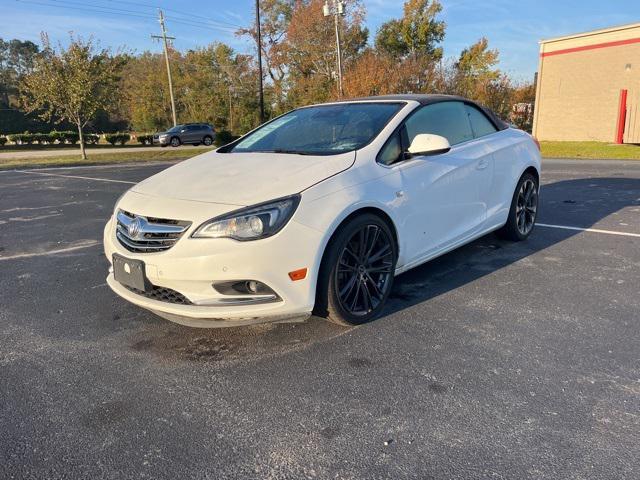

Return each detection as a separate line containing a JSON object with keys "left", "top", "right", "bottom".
{"left": 316, "top": 214, "right": 397, "bottom": 326}
{"left": 498, "top": 172, "right": 539, "bottom": 241}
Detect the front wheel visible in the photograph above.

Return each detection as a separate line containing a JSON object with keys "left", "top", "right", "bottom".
{"left": 315, "top": 214, "right": 397, "bottom": 326}
{"left": 498, "top": 172, "right": 539, "bottom": 241}
{"left": 170, "top": 136, "right": 180, "bottom": 147}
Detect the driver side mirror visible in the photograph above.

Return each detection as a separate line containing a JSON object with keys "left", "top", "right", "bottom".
{"left": 407, "top": 134, "right": 451, "bottom": 157}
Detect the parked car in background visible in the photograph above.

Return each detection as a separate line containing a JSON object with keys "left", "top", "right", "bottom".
{"left": 154, "top": 123, "right": 215, "bottom": 147}
{"left": 105, "top": 95, "right": 541, "bottom": 328}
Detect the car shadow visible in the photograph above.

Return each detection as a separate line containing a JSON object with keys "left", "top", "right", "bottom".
{"left": 383, "top": 176, "right": 640, "bottom": 317}
{"left": 118, "top": 176, "right": 638, "bottom": 361}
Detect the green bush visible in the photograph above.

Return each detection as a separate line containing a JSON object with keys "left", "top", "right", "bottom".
{"left": 49, "top": 130, "right": 65, "bottom": 144}
{"left": 32, "top": 132, "right": 52, "bottom": 144}
{"left": 0, "top": 137, "right": 7, "bottom": 146}
{"left": 136, "top": 134, "right": 153, "bottom": 145}
{"left": 63, "top": 132, "right": 79, "bottom": 144}
{"left": 215, "top": 130, "right": 238, "bottom": 146}
{"left": 105, "top": 132, "right": 130, "bottom": 146}
{"left": 8, "top": 132, "right": 34, "bottom": 145}
{"left": 84, "top": 133, "right": 100, "bottom": 145}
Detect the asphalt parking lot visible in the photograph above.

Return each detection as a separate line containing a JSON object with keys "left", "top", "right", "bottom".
{"left": 1, "top": 159, "right": 639, "bottom": 479}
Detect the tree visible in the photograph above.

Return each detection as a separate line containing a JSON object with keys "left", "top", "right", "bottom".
{"left": 119, "top": 51, "right": 174, "bottom": 131}
{"left": 375, "top": 0, "right": 445, "bottom": 60}
{"left": 448, "top": 37, "right": 503, "bottom": 109}
{"left": 283, "top": 0, "right": 368, "bottom": 105}
{"left": 20, "top": 34, "right": 123, "bottom": 159}
{"left": 237, "top": 0, "right": 295, "bottom": 114}
{"left": 0, "top": 38, "right": 39, "bottom": 106}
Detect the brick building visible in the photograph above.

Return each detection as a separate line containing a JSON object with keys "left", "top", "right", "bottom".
{"left": 532, "top": 22, "right": 640, "bottom": 143}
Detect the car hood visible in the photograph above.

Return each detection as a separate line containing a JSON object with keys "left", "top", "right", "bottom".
{"left": 131, "top": 150, "right": 356, "bottom": 206}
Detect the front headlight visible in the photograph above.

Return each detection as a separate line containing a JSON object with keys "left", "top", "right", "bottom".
{"left": 191, "top": 195, "right": 301, "bottom": 241}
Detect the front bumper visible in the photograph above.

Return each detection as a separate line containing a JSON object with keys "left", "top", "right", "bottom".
{"left": 103, "top": 198, "right": 323, "bottom": 328}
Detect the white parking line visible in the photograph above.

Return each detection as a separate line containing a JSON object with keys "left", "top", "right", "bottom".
{"left": 13, "top": 170, "right": 135, "bottom": 185}
{"left": 537, "top": 223, "right": 640, "bottom": 238}
{"left": 0, "top": 240, "right": 100, "bottom": 262}
{"left": 28, "top": 161, "right": 176, "bottom": 171}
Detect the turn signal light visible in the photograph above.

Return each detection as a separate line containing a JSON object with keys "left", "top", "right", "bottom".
{"left": 288, "top": 268, "right": 308, "bottom": 281}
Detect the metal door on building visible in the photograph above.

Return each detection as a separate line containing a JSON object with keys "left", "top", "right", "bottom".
{"left": 622, "top": 89, "right": 640, "bottom": 144}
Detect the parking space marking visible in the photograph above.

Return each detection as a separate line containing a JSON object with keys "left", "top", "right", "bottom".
{"left": 0, "top": 240, "right": 100, "bottom": 262}
{"left": 13, "top": 170, "right": 136, "bottom": 185}
{"left": 537, "top": 223, "right": 640, "bottom": 238}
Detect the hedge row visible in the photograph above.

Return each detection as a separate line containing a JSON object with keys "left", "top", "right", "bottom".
{"left": 7, "top": 131, "right": 99, "bottom": 145}
{"left": 104, "top": 133, "right": 131, "bottom": 146}
{"left": 0, "top": 130, "right": 241, "bottom": 148}
{"left": 137, "top": 134, "right": 153, "bottom": 145}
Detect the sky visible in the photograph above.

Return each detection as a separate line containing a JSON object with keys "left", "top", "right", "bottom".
{"left": 2, "top": 0, "right": 640, "bottom": 80}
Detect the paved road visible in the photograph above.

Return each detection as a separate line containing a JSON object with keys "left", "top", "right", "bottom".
{"left": 0, "top": 144, "right": 210, "bottom": 160}
{"left": 1, "top": 159, "right": 639, "bottom": 479}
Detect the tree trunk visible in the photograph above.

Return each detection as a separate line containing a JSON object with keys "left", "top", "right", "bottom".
{"left": 77, "top": 122, "right": 87, "bottom": 160}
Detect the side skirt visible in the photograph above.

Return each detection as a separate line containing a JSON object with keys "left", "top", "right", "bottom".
{"left": 394, "top": 222, "right": 505, "bottom": 276}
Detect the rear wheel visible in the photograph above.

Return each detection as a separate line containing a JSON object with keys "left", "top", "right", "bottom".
{"left": 203, "top": 135, "right": 213, "bottom": 146}
{"left": 498, "top": 172, "right": 539, "bottom": 241}
{"left": 315, "top": 214, "right": 397, "bottom": 326}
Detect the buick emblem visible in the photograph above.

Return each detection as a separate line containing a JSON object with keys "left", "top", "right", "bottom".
{"left": 128, "top": 217, "right": 143, "bottom": 239}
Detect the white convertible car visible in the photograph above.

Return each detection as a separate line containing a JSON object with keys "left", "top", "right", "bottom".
{"left": 104, "top": 94, "right": 541, "bottom": 328}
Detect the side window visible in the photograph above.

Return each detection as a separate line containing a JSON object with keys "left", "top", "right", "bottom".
{"left": 465, "top": 105, "right": 498, "bottom": 138}
{"left": 377, "top": 131, "right": 403, "bottom": 166}
{"left": 404, "top": 102, "right": 473, "bottom": 147}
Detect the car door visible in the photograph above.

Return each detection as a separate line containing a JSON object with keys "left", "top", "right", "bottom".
{"left": 463, "top": 104, "right": 500, "bottom": 225}
{"left": 185, "top": 125, "right": 200, "bottom": 143}
{"left": 385, "top": 101, "right": 492, "bottom": 264}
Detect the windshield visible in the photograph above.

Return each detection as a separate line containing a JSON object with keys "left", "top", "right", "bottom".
{"left": 167, "top": 125, "right": 184, "bottom": 133}
{"left": 229, "top": 102, "right": 404, "bottom": 155}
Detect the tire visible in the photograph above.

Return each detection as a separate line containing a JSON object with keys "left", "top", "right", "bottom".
{"left": 203, "top": 135, "right": 213, "bottom": 146}
{"left": 497, "top": 172, "right": 539, "bottom": 241}
{"left": 315, "top": 214, "right": 397, "bottom": 326}
{"left": 170, "top": 136, "right": 180, "bottom": 147}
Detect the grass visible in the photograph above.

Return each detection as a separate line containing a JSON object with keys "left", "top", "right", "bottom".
{"left": 541, "top": 141, "right": 640, "bottom": 160}
{"left": 0, "top": 143, "right": 153, "bottom": 152}
{"left": 0, "top": 146, "right": 214, "bottom": 170}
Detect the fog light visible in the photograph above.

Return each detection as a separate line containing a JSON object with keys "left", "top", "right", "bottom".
{"left": 212, "top": 280, "right": 278, "bottom": 298}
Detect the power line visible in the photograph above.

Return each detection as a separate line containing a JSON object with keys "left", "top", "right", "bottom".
{"left": 16, "top": 0, "right": 244, "bottom": 35}
{"left": 16, "top": 0, "right": 156, "bottom": 20}
{"left": 104, "top": 0, "right": 246, "bottom": 29}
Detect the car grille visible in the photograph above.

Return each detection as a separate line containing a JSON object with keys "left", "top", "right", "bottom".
{"left": 116, "top": 210, "right": 191, "bottom": 253}
{"left": 123, "top": 284, "right": 192, "bottom": 305}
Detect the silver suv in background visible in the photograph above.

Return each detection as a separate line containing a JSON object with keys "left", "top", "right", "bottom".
{"left": 154, "top": 123, "right": 215, "bottom": 147}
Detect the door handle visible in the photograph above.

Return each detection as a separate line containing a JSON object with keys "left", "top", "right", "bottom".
{"left": 476, "top": 159, "right": 489, "bottom": 170}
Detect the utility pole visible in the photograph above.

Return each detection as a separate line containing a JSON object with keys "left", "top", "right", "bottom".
{"left": 255, "top": 0, "right": 265, "bottom": 123}
{"left": 323, "top": 1, "right": 345, "bottom": 97}
{"left": 151, "top": 10, "right": 177, "bottom": 127}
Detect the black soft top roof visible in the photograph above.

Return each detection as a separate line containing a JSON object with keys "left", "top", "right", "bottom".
{"left": 342, "top": 94, "right": 510, "bottom": 131}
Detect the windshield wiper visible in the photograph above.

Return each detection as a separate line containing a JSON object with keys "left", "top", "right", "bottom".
{"left": 262, "top": 149, "right": 315, "bottom": 156}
